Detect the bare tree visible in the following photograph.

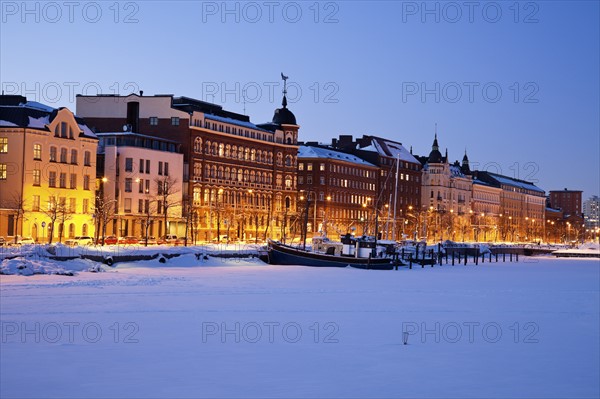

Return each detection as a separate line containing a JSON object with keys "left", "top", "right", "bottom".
{"left": 155, "top": 175, "right": 181, "bottom": 237}
{"left": 93, "top": 194, "right": 116, "bottom": 245}
{"left": 4, "top": 193, "right": 27, "bottom": 244}
{"left": 40, "top": 197, "right": 71, "bottom": 244}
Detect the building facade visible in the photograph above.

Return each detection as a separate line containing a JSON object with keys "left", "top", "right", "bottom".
{"left": 96, "top": 132, "right": 184, "bottom": 240}
{"left": 418, "top": 135, "right": 473, "bottom": 241}
{"left": 474, "top": 171, "right": 546, "bottom": 242}
{"left": 583, "top": 195, "right": 599, "bottom": 230}
{"left": 297, "top": 145, "right": 379, "bottom": 238}
{"left": 0, "top": 96, "right": 98, "bottom": 242}
{"left": 549, "top": 189, "right": 583, "bottom": 217}
{"left": 77, "top": 88, "right": 299, "bottom": 242}
{"left": 331, "top": 134, "right": 422, "bottom": 240}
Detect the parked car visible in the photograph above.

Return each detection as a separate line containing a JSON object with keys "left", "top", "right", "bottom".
{"left": 0, "top": 237, "right": 5, "bottom": 246}
{"left": 64, "top": 236, "right": 94, "bottom": 246}
{"left": 139, "top": 236, "right": 157, "bottom": 245}
{"left": 158, "top": 234, "right": 179, "bottom": 245}
{"left": 118, "top": 236, "right": 139, "bottom": 245}
{"left": 8, "top": 236, "right": 35, "bottom": 246}
{"left": 99, "top": 235, "right": 118, "bottom": 245}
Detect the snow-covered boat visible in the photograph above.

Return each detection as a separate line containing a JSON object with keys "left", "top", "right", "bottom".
{"left": 266, "top": 236, "right": 395, "bottom": 270}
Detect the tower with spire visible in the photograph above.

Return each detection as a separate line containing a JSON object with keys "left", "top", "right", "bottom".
{"left": 461, "top": 149, "right": 471, "bottom": 175}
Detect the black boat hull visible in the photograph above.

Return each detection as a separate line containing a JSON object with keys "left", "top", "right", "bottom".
{"left": 267, "top": 240, "right": 393, "bottom": 269}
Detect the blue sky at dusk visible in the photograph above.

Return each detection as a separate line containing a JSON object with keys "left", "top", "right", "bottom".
{"left": 1, "top": 1, "right": 598, "bottom": 198}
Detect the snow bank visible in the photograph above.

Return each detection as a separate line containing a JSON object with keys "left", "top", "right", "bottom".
{"left": 0, "top": 256, "right": 103, "bottom": 276}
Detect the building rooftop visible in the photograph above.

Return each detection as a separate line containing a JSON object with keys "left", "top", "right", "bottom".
{"left": 298, "top": 145, "right": 376, "bottom": 167}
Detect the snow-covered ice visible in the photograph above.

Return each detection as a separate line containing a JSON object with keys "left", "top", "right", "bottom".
{"left": 1, "top": 256, "right": 598, "bottom": 398}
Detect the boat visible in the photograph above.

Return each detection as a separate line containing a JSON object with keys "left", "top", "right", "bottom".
{"left": 266, "top": 235, "right": 397, "bottom": 270}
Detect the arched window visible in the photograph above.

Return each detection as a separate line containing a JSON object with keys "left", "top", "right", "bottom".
{"left": 194, "top": 137, "right": 202, "bottom": 153}
{"left": 224, "top": 167, "right": 230, "bottom": 180}
{"left": 285, "top": 175, "right": 292, "bottom": 188}
{"left": 205, "top": 140, "right": 211, "bottom": 154}
{"left": 231, "top": 168, "right": 237, "bottom": 181}
{"left": 243, "top": 170, "right": 249, "bottom": 182}
{"left": 237, "top": 169, "right": 243, "bottom": 182}
{"left": 231, "top": 145, "right": 237, "bottom": 158}
{"left": 250, "top": 149, "right": 256, "bottom": 162}
{"left": 218, "top": 143, "right": 224, "bottom": 157}
{"left": 218, "top": 166, "right": 223, "bottom": 179}
{"left": 250, "top": 170, "right": 255, "bottom": 182}
{"left": 212, "top": 142, "right": 218, "bottom": 155}
{"left": 285, "top": 155, "right": 292, "bottom": 167}
{"left": 243, "top": 148, "right": 249, "bottom": 161}
{"left": 225, "top": 144, "right": 230, "bottom": 158}
{"left": 211, "top": 165, "right": 217, "bottom": 178}
{"left": 285, "top": 197, "right": 291, "bottom": 209}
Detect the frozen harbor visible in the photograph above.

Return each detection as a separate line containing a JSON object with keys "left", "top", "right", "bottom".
{"left": 1, "top": 256, "right": 598, "bottom": 398}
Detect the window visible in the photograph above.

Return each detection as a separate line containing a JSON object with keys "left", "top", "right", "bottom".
{"left": 0, "top": 137, "right": 7, "bottom": 153}
{"left": 59, "top": 173, "right": 67, "bottom": 188}
{"left": 69, "top": 198, "right": 76, "bottom": 213}
{"left": 50, "top": 146, "right": 57, "bottom": 162}
{"left": 307, "top": 163, "right": 313, "bottom": 171}
{"left": 320, "top": 176, "right": 325, "bottom": 185}
{"left": 320, "top": 163, "right": 325, "bottom": 171}
{"left": 146, "top": 160, "right": 150, "bottom": 174}
{"left": 145, "top": 180, "right": 150, "bottom": 194}
{"left": 157, "top": 181, "right": 163, "bottom": 195}
{"left": 149, "top": 117, "right": 158, "bottom": 126}
{"left": 124, "top": 198, "right": 132, "bottom": 213}
{"left": 70, "top": 173, "right": 77, "bottom": 189}
{"left": 125, "top": 158, "right": 133, "bottom": 172}
{"left": 298, "top": 163, "right": 304, "bottom": 171}
{"left": 84, "top": 151, "right": 91, "bottom": 166}
{"left": 82, "top": 199, "right": 89, "bottom": 214}
{"left": 139, "top": 179, "right": 144, "bottom": 193}
{"left": 33, "top": 144, "right": 41, "bottom": 160}
{"left": 158, "top": 161, "right": 163, "bottom": 175}
{"left": 61, "top": 122, "right": 68, "bottom": 138}
{"left": 171, "top": 117, "right": 179, "bottom": 126}
{"left": 307, "top": 175, "right": 312, "bottom": 184}
{"left": 139, "top": 159, "right": 144, "bottom": 173}
{"left": 0, "top": 163, "right": 6, "bottom": 180}
{"left": 298, "top": 176, "right": 304, "bottom": 184}
{"left": 32, "top": 195, "right": 40, "bottom": 211}
{"left": 33, "top": 169, "right": 41, "bottom": 186}
{"left": 164, "top": 162, "right": 169, "bottom": 176}
{"left": 48, "top": 171, "right": 56, "bottom": 187}
{"left": 125, "top": 178, "right": 132, "bottom": 192}
{"left": 70, "top": 149, "right": 78, "bottom": 164}
{"left": 83, "top": 175, "right": 90, "bottom": 190}
{"left": 60, "top": 148, "right": 67, "bottom": 163}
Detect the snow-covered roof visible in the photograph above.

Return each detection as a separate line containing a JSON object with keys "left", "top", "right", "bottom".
{"left": 449, "top": 165, "right": 465, "bottom": 178}
{"left": 364, "top": 136, "right": 420, "bottom": 164}
{"left": 24, "top": 101, "right": 55, "bottom": 112}
{"left": 204, "top": 113, "right": 273, "bottom": 134}
{"left": 298, "top": 146, "right": 376, "bottom": 167}
{"left": 487, "top": 172, "right": 545, "bottom": 193}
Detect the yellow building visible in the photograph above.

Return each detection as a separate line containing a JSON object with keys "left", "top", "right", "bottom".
{"left": 0, "top": 96, "right": 98, "bottom": 243}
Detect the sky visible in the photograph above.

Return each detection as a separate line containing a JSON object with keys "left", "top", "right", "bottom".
{"left": 1, "top": 0, "right": 599, "bottom": 199}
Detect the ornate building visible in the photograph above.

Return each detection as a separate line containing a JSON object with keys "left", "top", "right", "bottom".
{"left": 0, "top": 95, "right": 98, "bottom": 242}
{"left": 76, "top": 78, "right": 298, "bottom": 242}
{"left": 418, "top": 134, "right": 473, "bottom": 241}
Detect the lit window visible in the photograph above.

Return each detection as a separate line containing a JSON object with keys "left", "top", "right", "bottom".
{"left": 0, "top": 163, "right": 6, "bottom": 179}
{"left": 33, "top": 144, "right": 41, "bottom": 160}
{"left": 33, "top": 169, "right": 41, "bottom": 186}
{"left": 0, "top": 137, "right": 8, "bottom": 153}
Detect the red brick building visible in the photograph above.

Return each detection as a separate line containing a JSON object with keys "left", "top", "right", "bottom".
{"left": 549, "top": 189, "right": 583, "bottom": 217}
{"left": 297, "top": 145, "right": 379, "bottom": 237}
{"left": 77, "top": 91, "right": 299, "bottom": 242}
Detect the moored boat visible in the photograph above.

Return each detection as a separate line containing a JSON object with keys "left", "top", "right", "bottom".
{"left": 266, "top": 236, "right": 396, "bottom": 270}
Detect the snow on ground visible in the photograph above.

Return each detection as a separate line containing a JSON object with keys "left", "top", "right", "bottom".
{"left": 1, "top": 256, "right": 598, "bottom": 398}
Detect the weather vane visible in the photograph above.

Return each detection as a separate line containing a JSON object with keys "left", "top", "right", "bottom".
{"left": 281, "top": 72, "right": 288, "bottom": 96}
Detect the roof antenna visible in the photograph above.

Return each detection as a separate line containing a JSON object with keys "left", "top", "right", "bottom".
{"left": 242, "top": 89, "right": 247, "bottom": 116}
